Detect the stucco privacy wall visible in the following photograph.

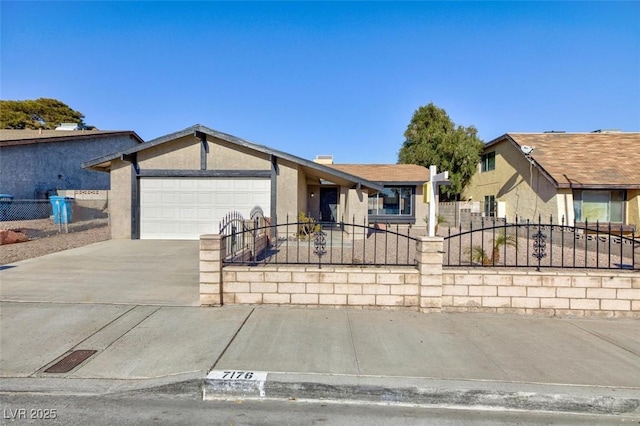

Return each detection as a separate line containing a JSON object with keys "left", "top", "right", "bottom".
{"left": 200, "top": 235, "right": 640, "bottom": 318}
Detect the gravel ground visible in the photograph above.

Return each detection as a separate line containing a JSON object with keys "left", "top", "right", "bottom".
{"left": 0, "top": 218, "right": 110, "bottom": 265}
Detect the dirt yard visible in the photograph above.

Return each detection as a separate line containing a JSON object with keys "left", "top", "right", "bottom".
{"left": 0, "top": 218, "right": 110, "bottom": 265}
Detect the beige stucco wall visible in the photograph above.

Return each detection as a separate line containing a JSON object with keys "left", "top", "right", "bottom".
{"left": 343, "top": 187, "right": 368, "bottom": 238}
{"left": 137, "top": 135, "right": 200, "bottom": 169}
{"left": 207, "top": 137, "right": 271, "bottom": 170}
{"left": 414, "top": 184, "right": 428, "bottom": 228}
{"left": 297, "top": 169, "right": 308, "bottom": 218}
{"left": 307, "top": 183, "right": 320, "bottom": 219}
{"left": 108, "top": 159, "right": 132, "bottom": 239}
{"left": 628, "top": 190, "right": 640, "bottom": 229}
{"left": 464, "top": 140, "right": 559, "bottom": 222}
{"left": 276, "top": 159, "right": 299, "bottom": 224}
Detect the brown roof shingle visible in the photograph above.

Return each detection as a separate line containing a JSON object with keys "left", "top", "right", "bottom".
{"left": 328, "top": 164, "right": 430, "bottom": 183}
{"left": 498, "top": 132, "right": 640, "bottom": 188}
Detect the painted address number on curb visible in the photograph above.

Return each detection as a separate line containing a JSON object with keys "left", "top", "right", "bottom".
{"left": 206, "top": 370, "right": 267, "bottom": 381}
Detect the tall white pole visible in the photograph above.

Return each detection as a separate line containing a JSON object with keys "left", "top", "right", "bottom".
{"left": 428, "top": 165, "right": 437, "bottom": 237}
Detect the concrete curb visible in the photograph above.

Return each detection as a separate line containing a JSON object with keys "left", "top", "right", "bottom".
{"left": 204, "top": 372, "right": 640, "bottom": 416}
{"left": 0, "top": 372, "right": 204, "bottom": 398}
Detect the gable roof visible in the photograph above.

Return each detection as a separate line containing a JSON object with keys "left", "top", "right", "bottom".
{"left": 82, "top": 124, "right": 384, "bottom": 192}
{"left": 328, "top": 164, "right": 430, "bottom": 184}
{"left": 486, "top": 132, "right": 640, "bottom": 189}
{"left": 0, "top": 129, "right": 144, "bottom": 147}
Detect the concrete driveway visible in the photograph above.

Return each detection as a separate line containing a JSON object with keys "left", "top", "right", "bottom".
{"left": 0, "top": 240, "right": 200, "bottom": 306}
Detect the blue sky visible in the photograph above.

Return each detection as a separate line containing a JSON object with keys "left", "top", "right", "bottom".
{"left": 2, "top": 1, "right": 639, "bottom": 163}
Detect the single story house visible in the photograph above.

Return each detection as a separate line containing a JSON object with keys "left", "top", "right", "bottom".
{"left": 327, "top": 163, "right": 429, "bottom": 225}
{"left": 0, "top": 129, "right": 143, "bottom": 199}
{"left": 463, "top": 131, "right": 640, "bottom": 231}
{"left": 82, "top": 124, "right": 431, "bottom": 240}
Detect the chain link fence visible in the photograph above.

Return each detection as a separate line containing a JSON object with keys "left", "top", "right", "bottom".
{"left": 0, "top": 196, "right": 109, "bottom": 238}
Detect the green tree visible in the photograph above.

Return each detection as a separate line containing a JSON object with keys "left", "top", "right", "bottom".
{"left": 398, "top": 103, "right": 484, "bottom": 200}
{"left": 0, "top": 98, "right": 85, "bottom": 129}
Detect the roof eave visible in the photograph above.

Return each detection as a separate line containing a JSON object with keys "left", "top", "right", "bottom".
{"left": 82, "top": 124, "right": 384, "bottom": 191}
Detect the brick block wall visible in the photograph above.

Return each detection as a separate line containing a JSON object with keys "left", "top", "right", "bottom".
{"left": 222, "top": 265, "right": 419, "bottom": 309}
{"left": 442, "top": 270, "right": 640, "bottom": 319}
{"left": 201, "top": 235, "right": 639, "bottom": 318}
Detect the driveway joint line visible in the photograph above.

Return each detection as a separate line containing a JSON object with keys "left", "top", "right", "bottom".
{"left": 346, "top": 311, "right": 361, "bottom": 375}
{"left": 209, "top": 307, "right": 255, "bottom": 371}
{"left": 27, "top": 305, "right": 140, "bottom": 377}
{"left": 568, "top": 321, "right": 640, "bottom": 358}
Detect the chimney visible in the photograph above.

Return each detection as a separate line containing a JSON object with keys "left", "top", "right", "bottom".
{"left": 314, "top": 155, "right": 334, "bottom": 165}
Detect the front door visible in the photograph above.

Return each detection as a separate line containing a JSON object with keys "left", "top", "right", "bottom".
{"left": 320, "top": 188, "right": 338, "bottom": 222}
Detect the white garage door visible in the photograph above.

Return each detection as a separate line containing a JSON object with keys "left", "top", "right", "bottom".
{"left": 139, "top": 177, "right": 270, "bottom": 240}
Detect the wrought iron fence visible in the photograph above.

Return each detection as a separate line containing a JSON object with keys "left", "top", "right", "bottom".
{"left": 221, "top": 214, "right": 419, "bottom": 267}
{"left": 444, "top": 215, "right": 638, "bottom": 270}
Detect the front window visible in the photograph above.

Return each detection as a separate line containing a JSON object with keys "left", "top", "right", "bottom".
{"left": 484, "top": 195, "right": 496, "bottom": 217}
{"left": 368, "top": 187, "right": 413, "bottom": 216}
{"left": 573, "top": 190, "right": 625, "bottom": 223}
{"left": 481, "top": 152, "right": 495, "bottom": 172}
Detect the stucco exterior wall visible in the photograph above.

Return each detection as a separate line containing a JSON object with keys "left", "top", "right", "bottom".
{"left": 414, "top": 185, "right": 428, "bottom": 228}
{"left": 464, "top": 140, "right": 559, "bottom": 222}
{"left": 297, "top": 169, "right": 308, "bottom": 217}
{"left": 137, "top": 135, "right": 200, "bottom": 169}
{"left": 343, "top": 187, "right": 367, "bottom": 238}
{"left": 276, "top": 159, "right": 299, "bottom": 223}
{"left": 628, "top": 190, "right": 640, "bottom": 229}
{"left": 108, "top": 159, "right": 133, "bottom": 239}
{"left": 208, "top": 137, "right": 271, "bottom": 170}
{"left": 0, "top": 135, "right": 138, "bottom": 199}
{"left": 307, "top": 183, "right": 320, "bottom": 219}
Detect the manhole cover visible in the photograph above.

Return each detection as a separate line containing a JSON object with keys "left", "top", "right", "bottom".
{"left": 44, "top": 350, "right": 97, "bottom": 373}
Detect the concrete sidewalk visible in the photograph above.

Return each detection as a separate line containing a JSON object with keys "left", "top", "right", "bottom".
{"left": 1, "top": 302, "right": 639, "bottom": 415}
{"left": 1, "top": 240, "right": 639, "bottom": 414}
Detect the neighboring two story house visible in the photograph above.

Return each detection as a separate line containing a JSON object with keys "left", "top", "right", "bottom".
{"left": 463, "top": 131, "right": 640, "bottom": 231}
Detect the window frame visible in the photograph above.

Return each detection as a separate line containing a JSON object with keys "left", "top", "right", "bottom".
{"left": 481, "top": 152, "right": 496, "bottom": 172}
{"left": 573, "top": 189, "right": 626, "bottom": 223}
{"left": 368, "top": 185, "right": 415, "bottom": 223}
{"left": 484, "top": 195, "right": 496, "bottom": 217}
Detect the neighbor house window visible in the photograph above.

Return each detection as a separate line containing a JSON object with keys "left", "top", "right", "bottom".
{"left": 481, "top": 152, "right": 496, "bottom": 172}
{"left": 573, "top": 190, "right": 625, "bottom": 223}
{"left": 368, "top": 187, "right": 413, "bottom": 216}
{"left": 484, "top": 195, "right": 496, "bottom": 217}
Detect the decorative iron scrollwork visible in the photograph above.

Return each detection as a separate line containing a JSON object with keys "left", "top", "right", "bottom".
{"left": 532, "top": 230, "right": 547, "bottom": 271}
{"left": 313, "top": 230, "right": 327, "bottom": 267}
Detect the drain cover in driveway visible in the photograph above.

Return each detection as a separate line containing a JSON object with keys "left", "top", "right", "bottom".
{"left": 44, "top": 350, "right": 97, "bottom": 373}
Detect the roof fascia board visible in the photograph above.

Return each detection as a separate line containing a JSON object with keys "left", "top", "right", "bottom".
{"left": 558, "top": 183, "right": 640, "bottom": 190}
{"left": 1, "top": 131, "right": 144, "bottom": 147}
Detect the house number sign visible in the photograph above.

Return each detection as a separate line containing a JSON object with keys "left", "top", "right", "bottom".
{"left": 206, "top": 370, "right": 267, "bottom": 381}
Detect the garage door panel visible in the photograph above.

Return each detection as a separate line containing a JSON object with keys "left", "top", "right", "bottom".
{"left": 140, "top": 177, "right": 270, "bottom": 240}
